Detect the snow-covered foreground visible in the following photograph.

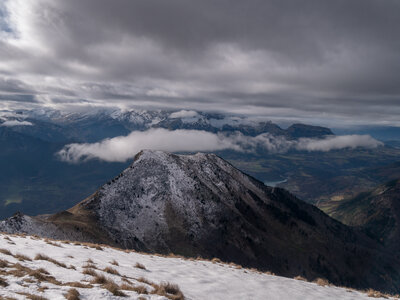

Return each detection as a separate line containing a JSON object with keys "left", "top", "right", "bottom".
{"left": 0, "top": 233, "right": 393, "bottom": 300}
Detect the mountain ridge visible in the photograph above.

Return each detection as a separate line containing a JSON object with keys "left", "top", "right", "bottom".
{"left": 1, "top": 150, "right": 400, "bottom": 293}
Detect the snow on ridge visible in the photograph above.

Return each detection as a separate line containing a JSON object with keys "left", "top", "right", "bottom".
{"left": 0, "top": 233, "right": 391, "bottom": 300}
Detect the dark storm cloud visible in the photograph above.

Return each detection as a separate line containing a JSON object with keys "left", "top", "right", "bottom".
{"left": 0, "top": 0, "right": 400, "bottom": 125}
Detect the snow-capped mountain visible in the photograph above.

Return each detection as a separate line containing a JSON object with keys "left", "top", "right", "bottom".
{"left": 1, "top": 150, "right": 399, "bottom": 293}
{"left": 0, "top": 108, "right": 333, "bottom": 143}
{"left": 0, "top": 233, "right": 392, "bottom": 300}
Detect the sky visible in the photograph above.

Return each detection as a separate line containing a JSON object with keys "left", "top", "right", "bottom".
{"left": 0, "top": 0, "right": 400, "bottom": 127}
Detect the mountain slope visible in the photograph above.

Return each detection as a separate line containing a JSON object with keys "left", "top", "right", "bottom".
{"left": 1, "top": 233, "right": 392, "bottom": 300}
{"left": 320, "top": 179, "right": 400, "bottom": 254}
{"left": 1, "top": 150, "right": 400, "bottom": 292}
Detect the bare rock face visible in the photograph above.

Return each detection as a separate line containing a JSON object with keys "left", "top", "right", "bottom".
{"left": 1, "top": 150, "right": 400, "bottom": 293}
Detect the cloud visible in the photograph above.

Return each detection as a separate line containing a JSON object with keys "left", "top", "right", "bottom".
{"left": 295, "top": 135, "right": 383, "bottom": 152}
{"left": 57, "top": 128, "right": 240, "bottom": 163}
{"left": 0, "top": 1, "right": 400, "bottom": 126}
{"left": 1, "top": 120, "right": 33, "bottom": 126}
{"left": 169, "top": 110, "right": 199, "bottom": 119}
{"left": 57, "top": 129, "right": 382, "bottom": 163}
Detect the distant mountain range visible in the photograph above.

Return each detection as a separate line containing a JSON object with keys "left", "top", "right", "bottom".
{"left": 1, "top": 150, "right": 400, "bottom": 293}
{"left": 0, "top": 108, "right": 334, "bottom": 142}
{"left": 1, "top": 108, "right": 400, "bottom": 220}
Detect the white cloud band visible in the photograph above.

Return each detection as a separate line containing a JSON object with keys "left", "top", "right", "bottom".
{"left": 57, "top": 129, "right": 383, "bottom": 163}
{"left": 1, "top": 120, "right": 33, "bottom": 127}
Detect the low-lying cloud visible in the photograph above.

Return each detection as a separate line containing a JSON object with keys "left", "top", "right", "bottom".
{"left": 169, "top": 110, "right": 199, "bottom": 119}
{"left": 295, "top": 135, "right": 382, "bottom": 152}
{"left": 1, "top": 120, "right": 33, "bottom": 127}
{"left": 57, "top": 129, "right": 383, "bottom": 163}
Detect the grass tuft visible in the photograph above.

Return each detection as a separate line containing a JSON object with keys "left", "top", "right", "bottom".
{"left": 103, "top": 281, "right": 127, "bottom": 297}
{"left": 0, "top": 248, "right": 12, "bottom": 256}
{"left": 64, "top": 281, "right": 93, "bottom": 289}
{"left": 294, "top": 275, "right": 307, "bottom": 281}
{"left": 82, "top": 268, "right": 97, "bottom": 276}
{"left": 0, "top": 276, "right": 8, "bottom": 287}
{"left": 366, "top": 289, "right": 389, "bottom": 298}
{"left": 110, "top": 259, "right": 119, "bottom": 266}
{"left": 314, "top": 278, "right": 330, "bottom": 286}
{"left": 103, "top": 266, "right": 120, "bottom": 275}
{"left": 34, "top": 253, "right": 67, "bottom": 268}
{"left": 64, "top": 288, "right": 80, "bottom": 300}
{"left": 152, "top": 282, "right": 184, "bottom": 300}
{"left": 120, "top": 283, "right": 148, "bottom": 294}
{"left": 14, "top": 253, "right": 32, "bottom": 261}
{"left": 0, "top": 259, "right": 10, "bottom": 268}
{"left": 90, "top": 273, "right": 108, "bottom": 285}
{"left": 134, "top": 262, "right": 146, "bottom": 270}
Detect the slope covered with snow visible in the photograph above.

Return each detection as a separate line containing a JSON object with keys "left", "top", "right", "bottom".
{"left": 0, "top": 233, "right": 392, "bottom": 300}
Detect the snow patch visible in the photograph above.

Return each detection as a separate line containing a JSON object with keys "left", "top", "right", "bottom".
{"left": 0, "top": 233, "right": 391, "bottom": 300}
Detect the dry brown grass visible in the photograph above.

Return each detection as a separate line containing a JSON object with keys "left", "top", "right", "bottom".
{"left": 135, "top": 277, "right": 184, "bottom": 300}
{"left": 16, "top": 292, "right": 48, "bottom": 300}
{"left": 86, "top": 258, "right": 94, "bottom": 264}
{"left": 36, "top": 268, "right": 50, "bottom": 275}
{"left": 82, "top": 262, "right": 97, "bottom": 269}
{"left": 82, "top": 268, "right": 97, "bottom": 276}
{"left": 152, "top": 282, "right": 184, "bottom": 300}
{"left": 10, "top": 262, "right": 32, "bottom": 275}
{"left": 0, "top": 276, "right": 8, "bottom": 287}
{"left": 121, "top": 276, "right": 132, "bottom": 284}
{"left": 211, "top": 257, "right": 222, "bottom": 264}
{"left": 0, "top": 259, "right": 10, "bottom": 268}
{"left": 134, "top": 262, "right": 146, "bottom": 270}
{"left": 0, "top": 248, "right": 12, "bottom": 256}
{"left": 110, "top": 259, "right": 119, "bottom": 266}
{"left": 90, "top": 272, "right": 108, "bottom": 285}
{"left": 137, "top": 276, "right": 153, "bottom": 285}
{"left": 120, "top": 283, "right": 149, "bottom": 294}
{"left": 366, "top": 289, "right": 389, "bottom": 298}
{"left": 4, "top": 266, "right": 26, "bottom": 278}
{"left": 313, "top": 278, "right": 330, "bottom": 286}
{"left": 81, "top": 242, "right": 103, "bottom": 251}
{"left": 44, "top": 239, "right": 62, "bottom": 247}
{"left": 103, "top": 281, "right": 127, "bottom": 297}
{"left": 14, "top": 253, "right": 32, "bottom": 261}
{"left": 103, "top": 266, "right": 120, "bottom": 276}
{"left": 64, "top": 288, "right": 80, "bottom": 300}
{"left": 34, "top": 253, "right": 67, "bottom": 268}
{"left": 294, "top": 275, "right": 307, "bottom": 281}
{"left": 28, "top": 269, "right": 61, "bottom": 285}
{"left": 64, "top": 281, "right": 93, "bottom": 289}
